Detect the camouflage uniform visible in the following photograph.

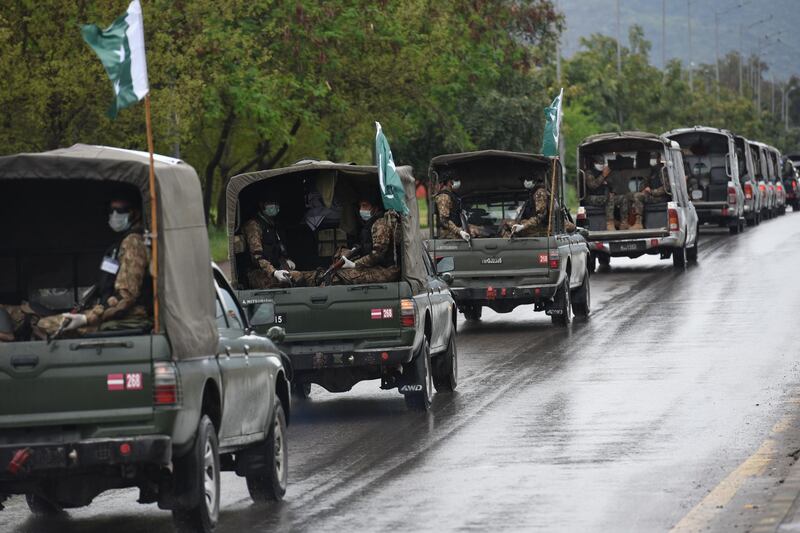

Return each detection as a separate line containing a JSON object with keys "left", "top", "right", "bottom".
{"left": 242, "top": 215, "right": 315, "bottom": 289}
{"left": 333, "top": 213, "right": 400, "bottom": 285}
{"left": 627, "top": 165, "right": 667, "bottom": 218}
{"left": 35, "top": 229, "right": 151, "bottom": 338}
{"left": 434, "top": 189, "right": 479, "bottom": 239}
{"left": 584, "top": 168, "right": 618, "bottom": 223}
{"left": 502, "top": 188, "right": 576, "bottom": 236}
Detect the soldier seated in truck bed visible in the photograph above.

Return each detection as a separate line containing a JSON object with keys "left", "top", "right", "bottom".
{"left": 0, "top": 189, "right": 152, "bottom": 342}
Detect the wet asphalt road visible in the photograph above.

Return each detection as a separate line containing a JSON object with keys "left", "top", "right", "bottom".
{"left": 4, "top": 213, "right": 800, "bottom": 532}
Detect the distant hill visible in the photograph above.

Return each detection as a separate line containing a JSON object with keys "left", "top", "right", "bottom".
{"left": 558, "top": 0, "right": 799, "bottom": 82}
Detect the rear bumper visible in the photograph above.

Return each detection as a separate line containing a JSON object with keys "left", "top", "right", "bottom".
{"left": 0, "top": 435, "right": 171, "bottom": 480}
{"left": 695, "top": 206, "right": 738, "bottom": 224}
{"left": 590, "top": 235, "right": 680, "bottom": 257}
{"left": 288, "top": 346, "right": 415, "bottom": 371}
{"left": 450, "top": 284, "right": 559, "bottom": 306}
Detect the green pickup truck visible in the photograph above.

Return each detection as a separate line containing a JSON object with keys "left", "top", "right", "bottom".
{"left": 424, "top": 150, "right": 590, "bottom": 326}
{"left": 225, "top": 161, "right": 457, "bottom": 411}
{"left": 0, "top": 146, "right": 290, "bottom": 533}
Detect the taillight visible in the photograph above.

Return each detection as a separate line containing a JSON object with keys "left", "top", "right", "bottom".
{"left": 576, "top": 206, "right": 586, "bottom": 221}
{"left": 548, "top": 250, "right": 559, "bottom": 269}
{"left": 153, "top": 362, "right": 180, "bottom": 406}
{"left": 744, "top": 183, "right": 753, "bottom": 199}
{"left": 668, "top": 207, "right": 679, "bottom": 232}
{"left": 759, "top": 183, "right": 766, "bottom": 192}
{"left": 400, "top": 298, "right": 416, "bottom": 328}
{"left": 727, "top": 186, "right": 737, "bottom": 205}
{"left": 793, "top": 181, "right": 797, "bottom": 191}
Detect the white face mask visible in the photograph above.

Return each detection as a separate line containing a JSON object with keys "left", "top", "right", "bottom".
{"left": 650, "top": 158, "right": 659, "bottom": 167}
{"left": 359, "top": 209, "right": 373, "bottom": 221}
{"left": 263, "top": 204, "right": 279, "bottom": 217}
{"left": 523, "top": 180, "right": 535, "bottom": 190}
{"left": 594, "top": 163, "right": 604, "bottom": 172}
{"left": 109, "top": 211, "right": 131, "bottom": 233}
{"left": 451, "top": 180, "right": 461, "bottom": 190}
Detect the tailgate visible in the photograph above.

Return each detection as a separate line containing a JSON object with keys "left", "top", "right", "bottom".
{"left": 429, "top": 237, "right": 551, "bottom": 280}
{"left": 240, "top": 283, "right": 403, "bottom": 343}
{"left": 0, "top": 336, "right": 154, "bottom": 429}
{"left": 587, "top": 228, "right": 669, "bottom": 241}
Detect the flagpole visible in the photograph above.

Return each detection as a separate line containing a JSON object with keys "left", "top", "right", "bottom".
{"left": 547, "top": 157, "right": 558, "bottom": 237}
{"left": 144, "top": 93, "right": 160, "bottom": 333}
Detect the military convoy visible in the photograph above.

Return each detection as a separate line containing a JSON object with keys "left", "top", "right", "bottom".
{"left": 0, "top": 123, "right": 793, "bottom": 532}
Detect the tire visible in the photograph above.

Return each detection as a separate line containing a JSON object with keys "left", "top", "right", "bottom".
{"left": 588, "top": 252, "right": 597, "bottom": 273}
{"left": 686, "top": 229, "right": 699, "bottom": 263}
{"left": 597, "top": 253, "right": 611, "bottom": 267}
{"left": 672, "top": 245, "right": 686, "bottom": 268}
{"left": 462, "top": 304, "right": 482, "bottom": 321}
{"left": 291, "top": 382, "right": 311, "bottom": 400}
{"left": 551, "top": 274, "right": 572, "bottom": 327}
{"left": 571, "top": 272, "right": 591, "bottom": 318}
{"left": 432, "top": 333, "right": 458, "bottom": 392}
{"left": 404, "top": 339, "right": 433, "bottom": 412}
{"left": 729, "top": 221, "right": 739, "bottom": 235}
{"left": 172, "top": 415, "right": 220, "bottom": 533}
{"left": 246, "top": 398, "right": 288, "bottom": 503}
{"left": 25, "top": 493, "right": 62, "bottom": 516}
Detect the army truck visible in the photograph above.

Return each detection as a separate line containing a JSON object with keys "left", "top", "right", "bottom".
{"left": 734, "top": 134, "right": 764, "bottom": 226}
{"left": 0, "top": 146, "right": 290, "bottom": 533}
{"left": 576, "top": 132, "right": 699, "bottom": 269}
{"left": 664, "top": 126, "right": 746, "bottom": 234}
{"left": 424, "top": 150, "right": 590, "bottom": 326}
{"left": 226, "top": 161, "right": 457, "bottom": 412}
{"left": 748, "top": 140, "right": 777, "bottom": 220}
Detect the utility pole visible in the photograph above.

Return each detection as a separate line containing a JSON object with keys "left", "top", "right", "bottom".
{"left": 687, "top": 0, "right": 693, "bottom": 91}
{"left": 771, "top": 73, "right": 775, "bottom": 116}
{"left": 616, "top": 0, "right": 623, "bottom": 128}
{"left": 714, "top": 11, "right": 720, "bottom": 100}
{"left": 662, "top": 0, "right": 666, "bottom": 69}
{"left": 787, "top": 87, "right": 796, "bottom": 132}
{"left": 738, "top": 25, "right": 743, "bottom": 96}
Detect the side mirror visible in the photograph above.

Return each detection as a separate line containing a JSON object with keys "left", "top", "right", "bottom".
{"left": 661, "top": 167, "right": 672, "bottom": 196}
{"left": 267, "top": 326, "right": 285, "bottom": 343}
{"left": 436, "top": 256, "right": 455, "bottom": 274}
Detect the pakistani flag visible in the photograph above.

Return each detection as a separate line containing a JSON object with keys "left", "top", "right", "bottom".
{"left": 541, "top": 88, "right": 564, "bottom": 157}
{"left": 81, "top": 0, "right": 149, "bottom": 119}
{"left": 375, "top": 122, "right": 409, "bottom": 215}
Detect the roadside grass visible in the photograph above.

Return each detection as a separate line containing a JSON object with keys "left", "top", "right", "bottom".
{"left": 209, "top": 225, "right": 229, "bottom": 263}
{"left": 418, "top": 197, "right": 428, "bottom": 228}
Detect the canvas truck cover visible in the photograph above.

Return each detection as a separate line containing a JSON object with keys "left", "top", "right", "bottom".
{"left": 428, "top": 150, "right": 555, "bottom": 194}
{"left": 226, "top": 160, "right": 426, "bottom": 293}
{"left": 0, "top": 144, "right": 218, "bottom": 359}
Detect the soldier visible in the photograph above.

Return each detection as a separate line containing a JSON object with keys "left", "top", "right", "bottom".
{"left": 502, "top": 176, "right": 576, "bottom": 237}
{"left": 627, "top": 151, "right": 668, "bottom": 230}
{"left": 242, "top": 197, "right": 305, "bottom": 289}
{"left": 434, "top": 175, "right": 476, "bottom": 242}
{"left": 31, "top": 193, "right": 152, "bottom": 339}
{"left": 333, "top": 196, "right": 400, "bottom": 285}
{"left": 585, "top": 155, "right": 619, "bottom": 231}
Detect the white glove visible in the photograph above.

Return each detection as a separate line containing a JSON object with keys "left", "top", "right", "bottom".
{"left": 511, "top": 224, "right": 524, "bottom": 235}
{"left": 286, "top": 259, "right": 296, "bottom": 270}
{"left": 341, "top": 257, "right": 356, "bottom": 269}
{"left": 61, "top": 313, "right": 88, "bottom": 331}
{"left": 274, "top": 270, "right": 291, "bottom": 283}
{"left": 459, "top": 230, "right": 471, "bottom": 242}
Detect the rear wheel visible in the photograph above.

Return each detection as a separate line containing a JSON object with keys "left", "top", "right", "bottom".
{"left": 597, "top": 253, "right": 611, "bottom": 267}
{"left": 404, "top": 339, "right": 433, "bottom": 412}
{"left": 246, "top": 398, "right": 288, "bottom": 503}
{"left": 25, "top": 493, "right": 62, "bottom": 516}
{"left": 432, "top": 333, "right": 458, "bottom": 392}
{"left": 172, "top": 415, "right": 220, "bottom": 533}
{"left": 729, "top": 220, "right": 739, "bottom": 234}
{"left": 686, "top": 229, "right": 699, "bottom": 263}
{"left": 462, "top": 305, "right": 482, "bottom": 321}
{"left": 571, "top": 272, "right": 591, "bottom": 319}
{"left": 588, "top": 252, "right": 597, "bottom": 273}
{"left": 551, "top": 274, "right": 572, "bottom": 327}
{"left": 672, "top": 245, "right": 686, "bottom": 268}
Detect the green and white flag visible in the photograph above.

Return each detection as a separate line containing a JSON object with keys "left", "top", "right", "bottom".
{"left": 540, "top": 88, "right": 563, "bottom": 157}
{"left": 81, "top": 0, "right": 149, "bottom": 119}
{"left": 375, "top": 122, "right": 409, "bottom": 215}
